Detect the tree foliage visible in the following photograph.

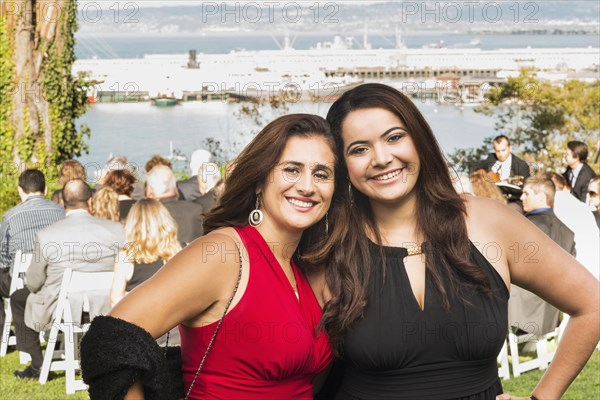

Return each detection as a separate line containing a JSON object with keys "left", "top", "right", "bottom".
{"left": 448, "top": 70, "right": 600, "bottom": 174}
{"left": 0, "top": 0, "right": 90, "bottom": 213}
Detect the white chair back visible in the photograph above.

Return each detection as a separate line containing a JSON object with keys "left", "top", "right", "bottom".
{"left": 1, "top": 251, "right": 33, "bottom": 359}
{"left": 8, "top": 251, "right": 34, "bottom": 294}
{"left": 39, "top": 268, "right": 114, "bottom": 394}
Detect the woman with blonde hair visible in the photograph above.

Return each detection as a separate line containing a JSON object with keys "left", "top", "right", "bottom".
{"left": 110, "top": 198, "right": 181, "bottom": 307}
{"left": 91, "top": 187, "right": 120, "bottom": 222}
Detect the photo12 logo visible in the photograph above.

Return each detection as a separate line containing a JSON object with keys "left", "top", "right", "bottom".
{"left": 1, "top": 1, "right": 64, "bottom": 23}
{"left": 200, "top": 1, "right": 339, "bottom": 24}
{"left": 400, "top": 1, "right": 540, "bottom": 24}
{"left": 79, "top": 1, "right": 140, "bottom": 24}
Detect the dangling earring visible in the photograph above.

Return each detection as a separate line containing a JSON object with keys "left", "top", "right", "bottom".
{"left": 248, "top": 193, "right": 263, "bottom": 226}
{"left": 325, "top": 212, "right": 329, "bottom": 234}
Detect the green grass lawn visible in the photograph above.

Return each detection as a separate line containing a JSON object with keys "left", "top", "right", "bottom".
{"left": 502, "top": 350, "right": 600, "bottom": 399}
{"left": 1, "top": 349, "right": 598, "bottom": 399}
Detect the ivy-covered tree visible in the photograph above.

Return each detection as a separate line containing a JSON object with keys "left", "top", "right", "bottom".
{"left": 0, "top": 0, "right": 90, "bottom": 212}
{"left": 448, "top": 70, "right": 600, "bottom": 173}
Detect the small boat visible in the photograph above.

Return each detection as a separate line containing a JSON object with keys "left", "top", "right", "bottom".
{"left": 151, "top": 95, "right": 181, "bottom": 107}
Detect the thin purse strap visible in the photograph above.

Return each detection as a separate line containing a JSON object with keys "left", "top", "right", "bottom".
{"left": 183, "top": 241, "right": 244, "bottom": 399}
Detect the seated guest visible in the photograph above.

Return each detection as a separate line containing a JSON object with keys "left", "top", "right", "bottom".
{"left": 585, "top": 176, "right": 600, "bottom": 228}
{"left": 0, "top": 170, "right": 64, "bottom": 337}
{"left": 94, "top": 155, "right": 129, "bottom": 187}
{"left": 510, "top": 176, "right": 577, "bottom": 339}
{"left": 129, "top": 155, "right": 175, "bottom": 201}
{"left": 10, "top": 179, "right": 124, "bottom": 379}
{"left": 469, "top": 170, "right": 507, "bottom": 204}
{"left": 563, "top": 141, "right": 597, "bottom": 202}
{"left": 177, "top": 149, "right": 220, "bottom": 201}
{"left": 146, "top": 165, "right": 204, "bottom": 245}
{"left": 194, "top": 179, "right": 224, "bottom": 213}
{"left": 110, "top": 199, "right": 182, "bottom": 345}
{"left": 51, "top": 160, "right": 87, "bottom": 206}
{"left": 103, "top": 169, "right": 137, "bottom": 221}
{"left": 476, "top": 135, "right": 530, "bottom": 184}
{"left": 144, "top": 154, "right": 172, "bottom": 173}
{"left": 91, "top": 187, "right": 120, "bottom": 222}
{"left": 110, "top": 199, "right": 181, "bottom": 306}
{"left": 546, "top": 172, "right": 599, "bottom": 279}
{"left": 521, "top": 176, "right": 576, "bottom": 256}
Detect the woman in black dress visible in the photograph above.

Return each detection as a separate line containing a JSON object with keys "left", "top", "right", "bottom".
{"left": 309, "top": 83, "right": 599, "bottom": 399}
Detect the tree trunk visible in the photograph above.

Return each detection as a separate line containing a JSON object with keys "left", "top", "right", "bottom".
{"left": 3, "top": 0, "right": 69, "bottom": 169}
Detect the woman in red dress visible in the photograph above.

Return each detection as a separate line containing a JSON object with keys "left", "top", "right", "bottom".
{"left": 81, "top": 114, "right": 338, "bottom": 399}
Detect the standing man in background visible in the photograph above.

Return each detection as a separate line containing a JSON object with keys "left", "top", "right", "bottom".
{"left": 586, "top": 176, "right": 600, "bottom": 228}
{"left": 563, "top": 141, "right": 597, "bottom": 202}
{"left": 477, "top": 135, "right": 531, "bottom": 184}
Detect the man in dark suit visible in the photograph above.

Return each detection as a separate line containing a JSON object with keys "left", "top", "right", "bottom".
{"left": 563, "top": 141, "right": 597, "bottom": 202}
{"left": 147, "top": 165, "right": 204, "bottom": 246}
{"left": 521, "top": 176, "right": 576, "bottom": 255}
{"left": 10, "top": 180, "right": 124, "bottom": 379}
{"left": 193, "top": 179, "right": 224, "bottom": 214}
{"left": 477, "top": 135, "right": 530, "bottom": 184}
{"left": 587, "top": 177, "right": 600, "bottom": 228}
{"left": 509, "top": 175, "right": 576, "bottom": 337}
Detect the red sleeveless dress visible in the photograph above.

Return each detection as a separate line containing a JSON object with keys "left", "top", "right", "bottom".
{"left": 179, "top": 225, "right": 333, "bottom": 399}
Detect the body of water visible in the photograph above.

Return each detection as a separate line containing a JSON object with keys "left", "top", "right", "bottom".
{"left": 75, "top": 100, "right": 495, "bottom": 175}
{"left": 73, "top": 32, "right": 595, "bottom": 174}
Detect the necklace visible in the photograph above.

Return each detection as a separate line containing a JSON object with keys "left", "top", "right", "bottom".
{"left": 405, "top": 244, "right": 423, "bottom": 257}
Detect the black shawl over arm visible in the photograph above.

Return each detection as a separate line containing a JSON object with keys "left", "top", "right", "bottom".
{"left": 80, "top": 315, "right": 184, "bottom": 400}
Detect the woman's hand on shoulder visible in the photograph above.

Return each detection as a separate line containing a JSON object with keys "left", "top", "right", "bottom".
{"left": 109, "top": 228, "right": 243, "bottom": 338}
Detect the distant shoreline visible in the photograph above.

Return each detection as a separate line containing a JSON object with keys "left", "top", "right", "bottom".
{"left": 75, "top": 29, "right": 599, "bottom": 39}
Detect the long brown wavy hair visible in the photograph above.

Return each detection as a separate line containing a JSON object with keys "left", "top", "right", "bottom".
{"left": 203, "top": 114, "right": 344, "bottom": 261}
{"left": 324, "top": 83, "right": 493, "bottom": 355}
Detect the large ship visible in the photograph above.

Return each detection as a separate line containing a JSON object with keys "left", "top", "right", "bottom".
{"left": 73, "top": 35, "right": 599, "bottom": 103}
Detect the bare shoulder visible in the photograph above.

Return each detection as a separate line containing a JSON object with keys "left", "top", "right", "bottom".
{"left": 463, "top": 195, "right": 523, "bottom": 239}
{"left": 463, "top": 194, "right": 515, "bottom": 220}
{"left": 109, "top": 227, "right": 244, "bottom": 335}
{"left": 182, "top": 227, "right": 243, "bottom": 267}
{"left": 462, "top": 195, "right": 523, "bottom": 289}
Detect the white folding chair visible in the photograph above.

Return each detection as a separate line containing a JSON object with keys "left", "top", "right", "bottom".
{"left": 1, "top": 250, "right": 33, "bottom": 363}
{"left": 38, "top": 268, "right": 114, "bottom": 394}
{"left": 508, "top": 327, "right": 559, "bottom": 377}
{"left": 497, "top": 338, "right": 510, "bottom": 380}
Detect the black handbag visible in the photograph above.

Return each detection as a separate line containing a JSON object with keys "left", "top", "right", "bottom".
{"left": 164, "top": 242, "right": 243, "bottom": 400}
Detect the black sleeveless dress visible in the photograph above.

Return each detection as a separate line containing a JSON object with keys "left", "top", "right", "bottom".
{"left": 335, "top": 241, "right": 509, "bottom": 400}
{"left": 125, "top": 259, "right": 163, "bottom": 292}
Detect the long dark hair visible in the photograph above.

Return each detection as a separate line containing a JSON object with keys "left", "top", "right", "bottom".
{"left": 204, "top": 114, "right": 342, "bottom": 261}
{"left": 324, "top": 83, "right": 492, "bottom": 355}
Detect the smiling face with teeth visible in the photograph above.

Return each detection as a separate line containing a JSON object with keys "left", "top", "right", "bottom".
{"left": 257, "top": 135, "right": 335, "bottom": 238}
{"left": 341, "top": 107, "right": 420, "bottom": 207}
